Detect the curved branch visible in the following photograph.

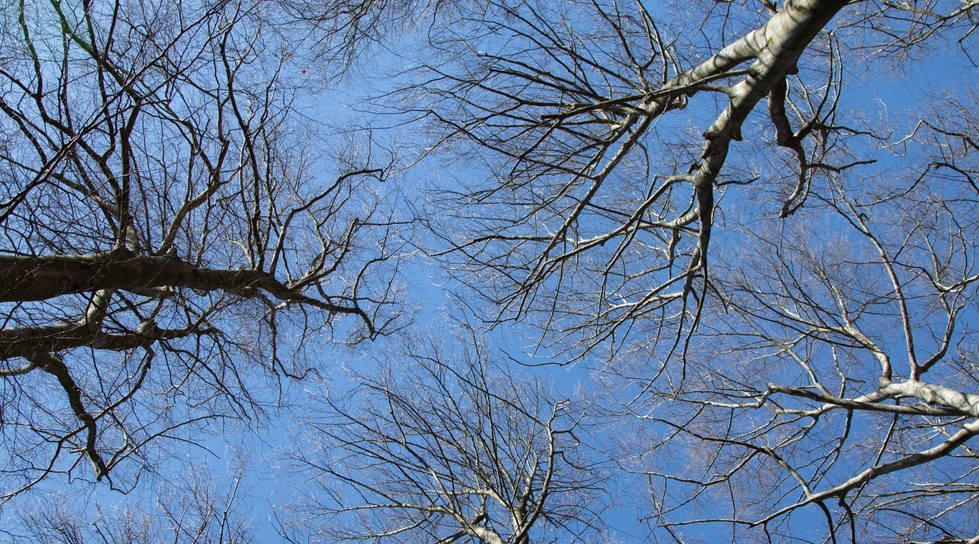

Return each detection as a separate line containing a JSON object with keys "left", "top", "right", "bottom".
{"left": 29, "top": 351, "right": 109, "bottom": 480}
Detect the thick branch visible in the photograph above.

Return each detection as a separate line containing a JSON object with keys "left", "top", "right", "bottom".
{"left": 762, "top": 417, "right": 979, "bottom": 523}
{"left": 879, "top": 380, "right": 979, "bottom": 417}
{"left": 0, "top": 319, "right": 205, "bottom": 361}
{"left": 2, "top": 249, "right": 277, "bottom": 301}
{"left": 0, "top": 248, "right": 371, "bottom": 328}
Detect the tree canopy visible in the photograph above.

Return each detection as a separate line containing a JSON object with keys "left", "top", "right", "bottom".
{"left": 0, "top": 0, "right": 402, "bottom": 498}
{"left": 1, "top": 0, "right": 977, "bottom": 542}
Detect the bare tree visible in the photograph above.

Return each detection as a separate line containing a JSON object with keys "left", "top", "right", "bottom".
{"left": 0, "top": 0, "right": 404, "bottom": 499}
{"left": 618, "top": 91, "right": 979, "bottom": 542}
{"left": 403, "top": 0, "right": 979, "bottom": 541}
{"left": 412, "top": 0, "right": 852, "bottom": 358}
{"left": 410, "top": 0, "right": 976, "bottom": 356}
{"left": 285, "top": 320, "right": 613, "bottom": 543}
{"left": 5, "top": 458, "right": 254, "bottom": 543}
